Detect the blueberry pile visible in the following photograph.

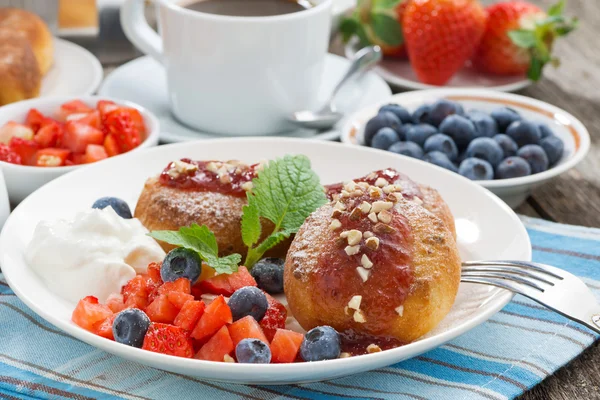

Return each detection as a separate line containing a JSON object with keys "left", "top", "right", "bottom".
{"left": 364, "top": 100, "right": 565, "bottom": 180}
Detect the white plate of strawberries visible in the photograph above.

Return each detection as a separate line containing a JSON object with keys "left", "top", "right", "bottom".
{"left": 342, "top": 0, "right": 576, "bottom": 90}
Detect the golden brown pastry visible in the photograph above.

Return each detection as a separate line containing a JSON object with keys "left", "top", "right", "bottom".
{"left": 285, "top": 176, "right": 461, "bottom": 346}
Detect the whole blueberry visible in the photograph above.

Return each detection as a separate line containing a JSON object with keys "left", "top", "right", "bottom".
{"left": 491, "top": 107, "right": 521, "bottom": 132}
{"left": 363, "top": 112, "right": 401, "bottom": 146}
{"left": 228, "top": 286, "right": 269, "bottom": 322}
{"left": 424, "top": 151, "right": 458, "bottom": 172}
{"left": 428, "top": 99, "right": 463, "bottom": 127}
{"left": 424, "top": 133, "right": 458, "bottom": 161}
{"left": 517, "top": 144, "right": 549, "bottom": 174}
{"left": 406, "top": 124, "right": 437, "bottom": 147}
{"left": 495, "top": 156, "right": 532, "bottom": 179}
{"left": 459, "top": 158, "right": 494, "bottom": 180}
{"left": 92, "top": 197, "right": 132, "bottom": 219}
{"left": 113, "top": 308, "right": 150, "bottom": 348}
{"left": 466, "top": 110, "right": 498, "bottom": 138}
{"left": 236, "top": 339, "right": 271, "bottom": 364}
{"left": 161, "top": 247, "right": 202, "bottom": 284}
{"left": 412, "top": 104, "right": 431, "bottom": 124}
{"left": 371, "top": 127, "right": 400, "bottom": 150}
{"left": 388, "top": 141, "right": 424, "bottom": 159}
{"left": 456, "top": 151, "right": 468, "bottom": 165}
{"left": 493, "top": 134, "right": 518, "bottom": 158}
{"left": 379, "top": 104, "right": 412, "bottom": 124}
{"left": 250, "top": 258, "right": 284, "bottom": 294}
{"left": 396, "top": 123, "right": 412, "bottom": 141}
{"left": 540, "top": 135, "right": 564, "bottom": 165}
{"left": 439, "top": 115, "right": 477, "bottom": 150}
{"left": 506, "top": 121, "right": 542, "bottom": 147}
{"left": 300, "top": 326, "right": 341, "bottom": 362}
{"left": 538, "top": 123, "right": 554, "bottom": 138}
{"left": 465, "top": 137, "right": 504, "bottom": 167}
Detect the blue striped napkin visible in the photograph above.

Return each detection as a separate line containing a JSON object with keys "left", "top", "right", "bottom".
{"left": 1, "top": 215, "right": 599, "bottom": 400}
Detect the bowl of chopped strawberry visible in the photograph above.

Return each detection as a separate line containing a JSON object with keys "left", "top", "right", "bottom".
{"left": 0, "top": 96, "right": 159, "bottom": 204}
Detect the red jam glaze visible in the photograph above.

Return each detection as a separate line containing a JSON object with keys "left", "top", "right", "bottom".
{"left": 324, "top": 168, "right": 423, "bottom": 201}
{"left": 340, "top": 330, "right": 404, "bottom": 355}
{"left": 158, "top": 159, "right": 257, "bottom": 197}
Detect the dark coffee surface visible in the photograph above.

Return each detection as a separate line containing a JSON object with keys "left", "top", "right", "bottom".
{"left": 182, "top": 0, "right": 310, "bottom": 16}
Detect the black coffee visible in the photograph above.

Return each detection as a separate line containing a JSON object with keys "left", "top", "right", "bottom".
{"left": 182, "top": 0, "right": 311, "bottom": 16}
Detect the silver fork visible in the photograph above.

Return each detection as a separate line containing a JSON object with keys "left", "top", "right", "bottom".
{"left": 461, "top": 260, "right": 600, "bottom": 334}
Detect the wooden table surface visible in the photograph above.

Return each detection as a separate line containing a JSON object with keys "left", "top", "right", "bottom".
{"left": 94, "top": 0, "right": 599, "bottom": 398}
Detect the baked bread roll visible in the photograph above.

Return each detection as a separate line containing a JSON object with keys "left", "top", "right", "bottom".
{"left": 285, "top": 176, "right": 461, "bottom": 347}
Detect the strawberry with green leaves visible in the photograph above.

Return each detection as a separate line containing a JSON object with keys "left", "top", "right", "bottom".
{"left": 340, "top": 0, "right": 408, "bottom": 58}
{"left": 472, "top": 0, "right": 577, "bottom": 80}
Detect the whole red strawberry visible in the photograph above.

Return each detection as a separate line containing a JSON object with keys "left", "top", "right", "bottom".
{"left": 472, "top": 0, "right": 577, "bottom": 80}
{"left": 402, "top": 0, "right": 487, "bottom": 86}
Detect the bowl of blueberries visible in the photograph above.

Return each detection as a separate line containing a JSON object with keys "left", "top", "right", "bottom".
{"left": 341, "top": 89, "right": 590, "bottom": 208}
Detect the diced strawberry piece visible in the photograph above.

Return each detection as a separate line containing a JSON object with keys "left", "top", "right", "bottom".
{"left": 25, "top": 109, "right": 53, "bottom": 133}
{"left": 195, "top": 325, "right": 234, "bottom": 362}
{"left": 95, "top": 314, "right": 116, "bottom": 340}
{"left": 0, "top": 121, "right": 34, "bottom": 144}
{"left": 122, "top": 275, "right": 150, "bottom": 310}
{"left": 190, "top": 295, "right": 232, "bottom": 342}
{"left": 174, "top": 300, "right": 205, "bottom": 331}
{"left": 147, "top": 262, "right": 163, "bottom": 285}
{"left": 198, "top": 266, "right": 256, "bottom": 296}
{"left": 84, "top": 144, "right": 108, "bottom": 163}
{"left": 142, "top": 323, "right": 194, "bottom": 358}
{"left": 270, "top": 329, "right": 303, "bottom": 363}
{"left": 106, "top": 293, "right": 126, "bottom": 313}
{"left": 145, "top": 294, "right": 179, "bottom": 324}
{"left": 67, "top": 152, "right": 87, "bottom": 166}
{"left": 97, "top": 100, "right": 118, "bottom": 118}
{"left": 34, "top": 122, "right": 63, "bottom": 148}
{"left": 9, "top": 137, "right": 39, "bottom": 165}
{"left": 228, "top": 315, "right": 269, "bottom": 348}
{"left": 191, "top": 284, "right": 203, "bottom": 300}
{"left": 101, "top": 108, "right": 144, "bottom": 152}
{"left": 158, "top": 278, "right": 192, "bottom": 295}
{"left": 34, "top": 148, "right": 70, "bottom": 167}
{"left": 0, "top": 144, "right": 21, "bottom": 164}
{"left": 127, "top": 108, "right": 146, "bottom": 136}
{"left": 260, "top": 293, "right": 287, "bottom": 342}
{"left": 66, "top": 110, "right": 101, "bottom": 129}
{"left": 71, "top": 296, "right": 113, "bottom": 332}
{"left": 103, "top": 134, "right": 120, "bottom": 157}
{"left": 57, "top": 100, "right": 94, "bottom": 121}
{"left": 167, "top": 292, "right": 195, "bottom": 309}
{"left": 62, "top": 121, "right": 104, "bottom": 153}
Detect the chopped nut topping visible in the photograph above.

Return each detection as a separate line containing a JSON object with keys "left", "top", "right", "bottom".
{"left": 331, "top": 209, "right": 343, "bottom": 218}
{"left": 349, "top": 207, "right": 362, "bottom": 221}
{"left": 167, "top": 160, "right": 199, "bottom": 178}
{"left": 348, "top": 295, "right": 362, "bottom": 310}
{"left": 374, "top": 177, "right": 389, "bottom": 187}
{"left": 346, "top": 230, "right": 363, "bottom": 246}
{"left": 412, "top": 197, "right": 424, "bottom": 205}
{"left": 359, "top": 201, "right": 372, "bottom": 214}
{"left": 369, "top": 186, "right": 383, "bottom": 198}
{"left": 365, "top": 236, "right": 380, "bottom": 250}
{"left": 339, "top": 352, "right": 351, "bottom": 359}
{"left": 341, "top": 190, "right": 351, "bottom": 198}
{"left": 374, "top": 222, "right": 396, "bottom": 234}
{"left": 345, "top": 245, "right": 360, "bottom": 256}
{"left": 357, "top": 182, "right": 370, "bottom": 190}
{"left": 371, "top": 201, "right": 394, "bottom": 213}
{"left": 344, "top": 306, "right": 351, "bottom": 315}
{"left": 217, "top": 166, "right": 229, "bottom": 176}
{"left": 366, "top": 344, "right": 382, "bottom": 353}
{"left": 363, "top": 231, "right": 374, "bottom": 239}
{"left": 329, "top": 219, "right": 342, "bottom": 231}
{"left": 344, "top": 180, "right": 358, "bottom": 192}
{"left": 383, "top": 184, "right": 402, "bottom": 194}
{"left": 333, "top": 201, "right": 346, "bottom": 211}
{"left": 353, "top": 189, "right": 364, "bottom": 197}
{"left": 377, "top": 210, "right": 392, "bottom": 224}
{"left": 366, "top": 172, "right": 377, "bottom": 180}
{"left": 219, "top": 174, "right": 232, "bottom": 184}
{"left": 361, "top": 254, "right": 373, "bottom": 269}
{"left": 356, "top": 266, "right": 370, "bottom": 282}
{"left": 368, "top": 212, "right": 378, "bottom": 223}
{"left": 395, "top": 305, "right": 404, "bottom": 317}
{"left": 387, "top": 193, "right": 402, "bottom": 202}
{"left": 353, "top": 310, "right": 366, "bottom": 323}
{"left": 224, "top": 354, "right": 236, "bottom": 363}
{"left": 241, "top": 181, "right": 254, "bottom": 191}
{"left": 340, "top": 231, "right": 349, "bottom": 238}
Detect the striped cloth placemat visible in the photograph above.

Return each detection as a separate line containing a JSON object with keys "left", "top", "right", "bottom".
{"left": 0, "top": 215, "right": 599, "bottom": 400}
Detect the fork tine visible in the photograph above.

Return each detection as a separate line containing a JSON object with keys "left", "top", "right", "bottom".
{"left": 460, "top": 276, "right": 531, "bottom": 296}
{"left": 462, "top": 260, "right": 563, "bottom": 279}
{"left": 461, "top": 266, "right": 556, "bottom": 285}
{"left": 461, "top": 272, "right": 546, "bottom": 291}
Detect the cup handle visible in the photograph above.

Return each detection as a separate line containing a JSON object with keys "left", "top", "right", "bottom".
{"left": 120, "top": 0, "right": 163, "bottom": 63}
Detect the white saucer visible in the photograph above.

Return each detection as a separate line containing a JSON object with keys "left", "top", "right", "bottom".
{"left": 345, "top": 39, "right": 531, "bottom": 92}
{"left": 40, "top": 38, "right": 103, "bottom": 97}
{"left": 99, "top": 54, "right": 392, "bottom": 143}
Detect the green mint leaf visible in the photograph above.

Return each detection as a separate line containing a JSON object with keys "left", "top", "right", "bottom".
{"left": 245, "top": 230, "right": 293, "bottom": 268}
{"left": 373, "top": 0, "right": 401, "bottom": 11}
{"left": 204, "top": 253, "right": 242, "bottom": 275}
{"left": 547, "top": 0, "right": 565, "bottom": 17}
{"left": 340, "top": 18, "right": 359, "bottom": 42}
{"left": 355, "top": 23, "right": 371, "bottom": 47}
{"left": 508, "top": 29, "right": 537, "bottom": 48}
{"left": 241, "top": 198, "right": 261, "bottom": 247}
{"left": 370, "top": 13, "right": 403, "bottom": 46}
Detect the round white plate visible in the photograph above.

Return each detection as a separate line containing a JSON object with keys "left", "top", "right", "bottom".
{"left": 40, "top": 38, "right": 103, "bottom": 97}
{"left": 98, "top": 54, "right": 392, "bottom": 143}
{"left": 0, "top": 138, "right": 530, "bottom": 384}
{"left": 345, "top": 40, "right": 531, "bottom": 92}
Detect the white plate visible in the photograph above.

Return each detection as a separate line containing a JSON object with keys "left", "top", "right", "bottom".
{"left": 0, "top": 138, "right": 530, "bottom": 384}
{"left": 40, "top": 38, "right": 103, "bottom": 97}
{"left": 345, "top": 40, "right": 531, "bottom": 92}
{"left": 98, "top": 54, "right": 392, "bottom": 142}
{"left": 340, "top": 88, "right": 590, "bottom": 209}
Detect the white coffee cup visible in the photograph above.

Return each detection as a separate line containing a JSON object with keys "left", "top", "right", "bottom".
{"left": 121, "top": 0, "right": 332, "bottom": 135}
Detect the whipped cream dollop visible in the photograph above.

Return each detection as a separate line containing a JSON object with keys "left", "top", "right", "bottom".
{"left": 26, "top": 207, "right": 165, "bottom": 303}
